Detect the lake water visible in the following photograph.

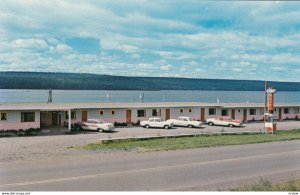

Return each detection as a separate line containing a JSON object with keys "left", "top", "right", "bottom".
{"left": 0, "top": 89, "right": 299, "bottom": 103}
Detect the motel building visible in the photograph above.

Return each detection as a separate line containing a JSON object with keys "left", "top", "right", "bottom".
{"left": 0, "top": 102, "right": 300, "bottom": 131}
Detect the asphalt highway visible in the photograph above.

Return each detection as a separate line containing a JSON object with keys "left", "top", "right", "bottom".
{"left": 1, "top": 140, "right": 299, "bottom": 191}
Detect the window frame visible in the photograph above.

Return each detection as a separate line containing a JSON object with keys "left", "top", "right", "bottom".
{"left": 111, "top": 110, "right": 116, "bottom": 115}
{"left": 284, "top": 108, "right": 289, "bottom": 114}
{"left": 249, "top": 109, "right": 256, "bottom": 115}
{"left": 99, "top": 110, "right": 104, "bottom": 116}
{"left": 209, "top": 108, "right": 216, "bottom": 115}
{"left": 221, "top": 109, "right": 228, "bottom": 116}
{"left": 137, "top": 109, "right": 146, "bottom": 117}
{"left": 0, "top": 112, "right": 8, "bottom": 121}
{"left": 21, "top": 112, "right": 35, "bottom": 122}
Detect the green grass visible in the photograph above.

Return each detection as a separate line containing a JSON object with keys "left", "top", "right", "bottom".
{"left": 80, "top": 129, "right": 300, "bottom": 152}
{"left": 232, "top": 177, "right": 300, "bottom": 191}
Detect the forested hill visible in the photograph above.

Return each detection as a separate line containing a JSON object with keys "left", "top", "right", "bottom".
{"left": 0, "top": 71, "right": 299, "bottom": 91}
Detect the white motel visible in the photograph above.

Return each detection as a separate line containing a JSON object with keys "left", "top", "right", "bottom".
{"left": 0, "top": 102, "right": 299, "bottom": 131}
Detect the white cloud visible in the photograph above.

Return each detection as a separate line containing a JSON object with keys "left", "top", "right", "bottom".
{"left": 12, "top": 39, "right": 48, "bottom": 50}
{"left": 55, "top": 44, "right": 73, "bottom": 53}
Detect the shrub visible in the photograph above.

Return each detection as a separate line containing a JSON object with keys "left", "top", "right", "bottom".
{"left": 114, "top": 122, "right": 127, "bottom": 127}
{"left": 24, "top": 128, "right": 41, "bottom": 136}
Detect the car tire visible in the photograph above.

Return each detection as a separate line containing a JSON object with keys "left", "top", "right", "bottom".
{"left": 164, "top": 125, "right": 169, "bottom": 129}
{"left": 188, "top": 125, "right": 193, "bottom": 128}
{"left": 208, "top": 122, "right": 214, "bottom": 126}
{"left": 228, "top": 124, "right": 234, "bottom": 128}
{"left": 145, "top": 125, "right": 150, "bottom": 129}
{"left": 76, "top": 126, "right": 82, "bottom": 131}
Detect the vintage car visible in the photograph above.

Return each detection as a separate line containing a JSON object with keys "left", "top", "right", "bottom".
{"left": 74, "top": 119, "right": 115, "bottom": 132}
{"left": 167, "top": 116, "right": 202, "bottom": 128}
{"left": 140, "top": 117, "right": 173, "bottom": 129}
{"left": 206, "top": 117, "right": 243, "bottom": 127}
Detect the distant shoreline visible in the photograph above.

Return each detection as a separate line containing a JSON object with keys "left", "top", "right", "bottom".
{"left": 1, "top": 71, "right": 300, "bottom": 91}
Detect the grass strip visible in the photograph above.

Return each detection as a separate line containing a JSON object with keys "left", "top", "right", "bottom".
{"left": 80, "top": 129, "right": 300, "bottom": 152}
{"left": 231, "top": 177, "right": 300, "bottom": 191}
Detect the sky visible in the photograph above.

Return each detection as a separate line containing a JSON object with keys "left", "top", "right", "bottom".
{"left": 0, "top": 0, "right": 299, "bottom": 82}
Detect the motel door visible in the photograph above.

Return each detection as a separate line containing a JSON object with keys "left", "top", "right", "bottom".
{"left": 231, "top": 109, "right": 235, "bottom": 120}
{"left": 278, "top": 108, "right": 282, "bottom": 120}
{"left": 243, "top": 109, "right": 247, "bottom": 122}
{"left": 165, "top": 109, "right": 170, "bottom": 120}
{"left": 126, "top": 110, "right": 132, "bottom": 125}
{"left": 52, "top": 111, "right": 59, "bottom": 126}
{"left": 82, "top": 111, "right": 88, "bottom": 122}
{"left": 201, "top": 108, "right": 205, "bottom": 121}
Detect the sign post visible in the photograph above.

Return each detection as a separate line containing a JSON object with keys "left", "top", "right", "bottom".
{"left": 265, "top": 87, "right": 277, "bottom": 134}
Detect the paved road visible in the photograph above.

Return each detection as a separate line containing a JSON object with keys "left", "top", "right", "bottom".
{"left": 1, "top": 140, "right": 299, "bottom": 191}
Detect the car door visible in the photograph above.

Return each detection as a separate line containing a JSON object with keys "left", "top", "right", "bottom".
{"left": 175, "top": 118, "right": 182, "bottom": 126}
{"left": 182, "top": 118, "right": 189, "bottom": 126}
{"left": 216, "top": 118, "right": 224, "bottom": 126}
{"left": 153, "top": 119, "right": 162, "bottom": 127}
{"left": 148, "top": 119, "right": 155, "bottom": 127}
{"left": 88, "top": 120, "right": 98, "bottom": 130}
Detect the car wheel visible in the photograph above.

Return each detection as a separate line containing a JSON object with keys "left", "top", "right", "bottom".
{"left": 97, "top": 128, "right": 102, "bottom": 132}
{"left": 188, "top": 125, "right": 193, "bottom": 128}
{"left": 164, "top": 125, "right": 169, "bottom": 129}
{"left": 208, "top": 122, "right": 214, "bottom": 126}
{"left": 228, "top": 124, "right": 234, "bottom": 128}
{"left": 76, "top": 126, "right": 82, "bottom": 131}
{"left": 145, "top": 125, "right": 150, "bottom": 129}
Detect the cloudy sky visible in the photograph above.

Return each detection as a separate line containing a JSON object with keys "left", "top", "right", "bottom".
{"left": 0, "top": 0, "right": 299, "bottom": 81}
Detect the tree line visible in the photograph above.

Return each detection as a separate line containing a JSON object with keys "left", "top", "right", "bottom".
{"left": 0, "top": 71, "right": 299, "bottom": 91}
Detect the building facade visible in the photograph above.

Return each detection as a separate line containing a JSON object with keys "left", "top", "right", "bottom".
{"left": 0, "top": 102, "right": 299, "bottom": 131}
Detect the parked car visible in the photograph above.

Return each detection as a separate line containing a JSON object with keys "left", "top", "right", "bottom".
{"left": 206, "top": 117, "right": 243, "bottom": 127}
{"left": 140, "top": 117, "right": 173, "bottom": 129}
{"left": 167, "top": 116, "right": 202, "bottom": 128}
{"left": 74, "top": 119, "right": 115, "bottom": 132}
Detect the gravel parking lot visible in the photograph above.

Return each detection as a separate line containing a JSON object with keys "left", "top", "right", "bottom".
{"left": 0, "top": 121, "right": 299, "bottom": 162}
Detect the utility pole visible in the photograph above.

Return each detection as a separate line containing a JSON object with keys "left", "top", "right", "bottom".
{"left": 48, "top": 89, "right": 52, "bottom": 103}
{"left": 264, "top": 81, "right": 267, "bottom": 128}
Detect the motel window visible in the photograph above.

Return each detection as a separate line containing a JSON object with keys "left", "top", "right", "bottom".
{"left": 209, "top": 108, "right": 216, "bottom": 115}
{"left": 180, "top": 108, "right": 184, "bottom": 113}
{"left": 250, "top": 109, "right": 256, "bottom": 115}
{"left": 221, "top": 109, "right": 228, "bottom": 116}
{"left": 188, "top": 108, "right": 192, "bottom": 113}
{"left": 65, "top": 111, "right": 76, "bottom": 119}
{"left": 21, "top": 112, "right": 35, "bottom": 122}
{"left": 284, "top": 108, "right": 289, "bottom": 114}
{"left": 294, "top": 107, "right": 299, "bottom": 114}
{"left": 111, "top": 110, "right": 116, "bottom": 115}
{"left": 0, "top": 112, "right": 7, "bottom": 121}
{"left": 99, "top": 110, "right": 104, "bottom": 116}
{"left": 152, "top": 109, "right": 161, "bottom": 117}
{"left": 137, "top": 110, "right": 146, "bottom": 117}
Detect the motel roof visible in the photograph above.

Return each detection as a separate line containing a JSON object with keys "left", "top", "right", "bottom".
{"left": 0, "top": 102, "right": 299, "bottom": 111}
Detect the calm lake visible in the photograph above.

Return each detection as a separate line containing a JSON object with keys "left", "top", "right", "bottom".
{"left": 0, "top": 89, "right": 299, "bottom": 103}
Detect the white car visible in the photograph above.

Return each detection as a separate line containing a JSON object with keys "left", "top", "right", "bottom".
{"left": 75, "top": 119, "right": 115, "bottom": 132}
{"left": 167, "top": 116, "right": 202, "bottom": 128}
{"left": 206, "top": 117, "right": 243, "bottom": 127}
{"left": 140, "top": 117, "right": 173, "bottom": 129}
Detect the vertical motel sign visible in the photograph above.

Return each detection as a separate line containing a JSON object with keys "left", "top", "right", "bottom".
{"left": 265, "top": 87, "right": 277, "bottom": 133}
